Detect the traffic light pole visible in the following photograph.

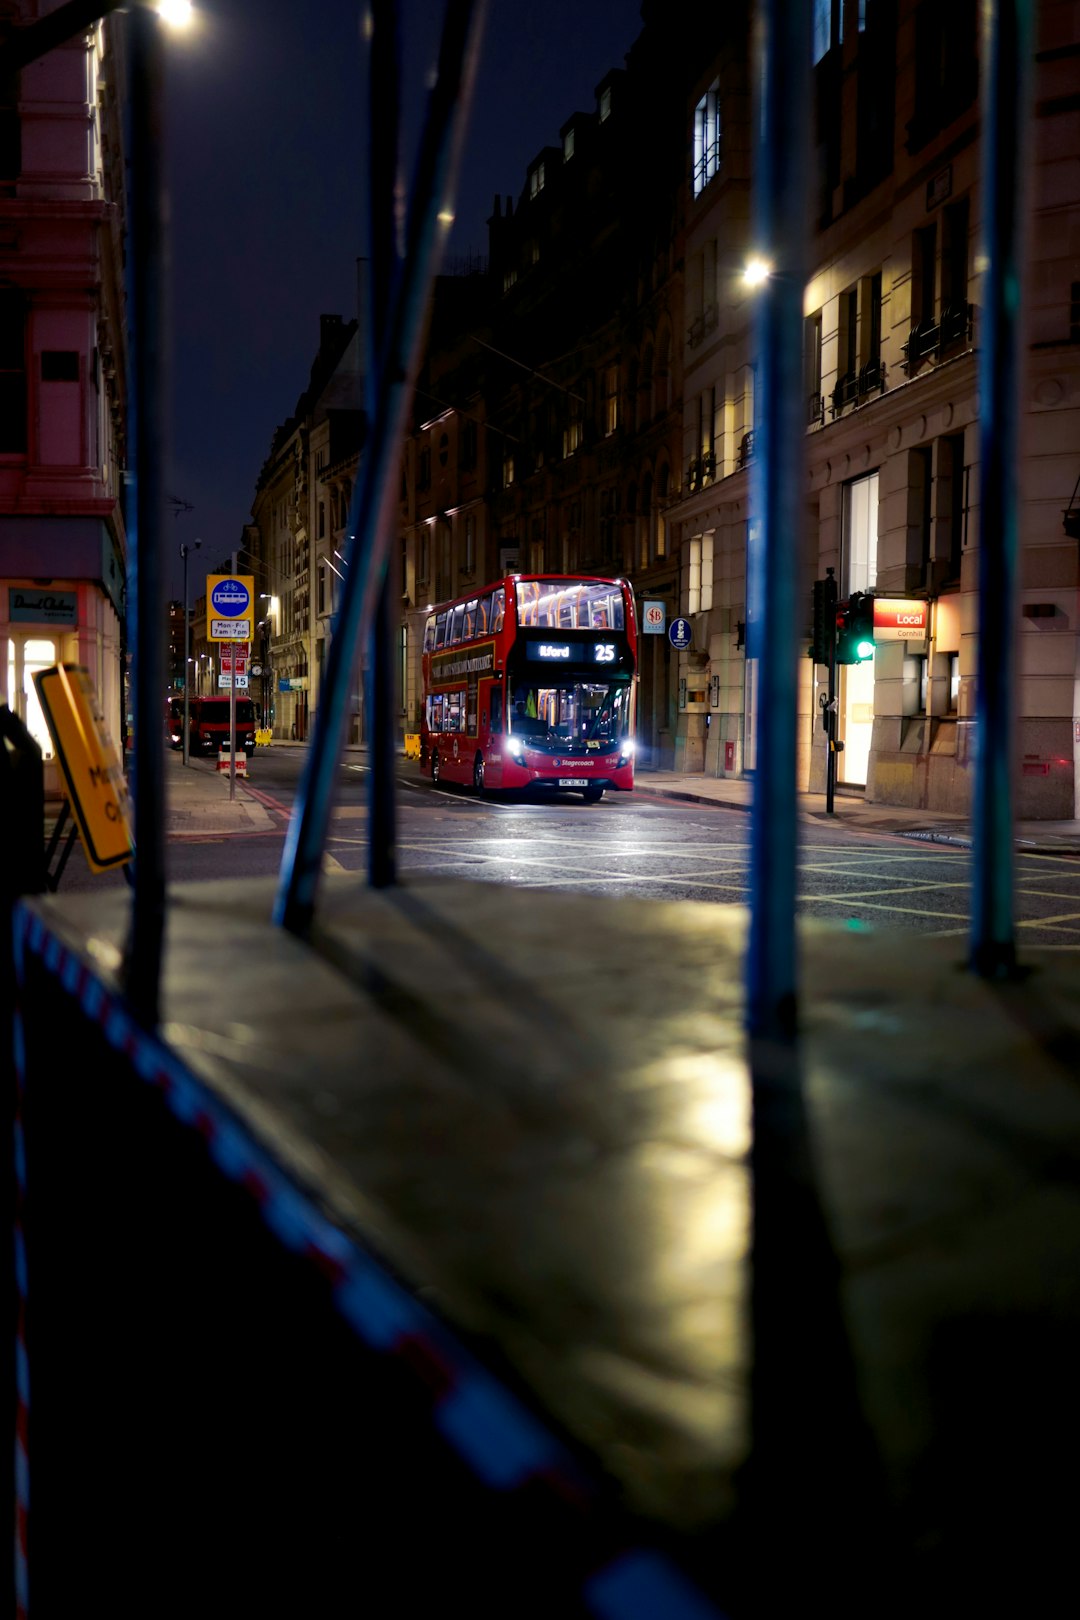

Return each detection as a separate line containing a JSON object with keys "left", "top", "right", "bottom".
{"left": 835, "top": 641, "right": 841, "bottom": 816}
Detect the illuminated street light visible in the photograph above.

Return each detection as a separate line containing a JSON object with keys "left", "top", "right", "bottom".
{"left": 742, "top": 256, "right": 772, "bottom": 287}
{"left": 157, "top": 0, "right": 194, "bottom": 26}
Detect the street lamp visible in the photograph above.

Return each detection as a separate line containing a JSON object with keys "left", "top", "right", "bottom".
{"left": 179, "top": 536, "right": 201, "bottom": 764}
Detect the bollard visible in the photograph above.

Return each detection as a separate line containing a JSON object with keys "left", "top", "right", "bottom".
{"left": 217, "top": 749, "right": 248, "bottom": 779}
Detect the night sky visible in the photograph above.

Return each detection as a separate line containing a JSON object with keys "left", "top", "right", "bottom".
{"left": 162, "top": 0, "right": 645, "bottom": 593}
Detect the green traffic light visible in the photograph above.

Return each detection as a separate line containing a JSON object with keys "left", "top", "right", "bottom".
{"left": 855, "top": 638, "right": 875, "bottom": 660}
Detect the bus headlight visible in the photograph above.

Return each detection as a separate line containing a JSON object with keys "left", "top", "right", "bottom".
{"left": 507, "top": 736, "right": 524, "bottom": 760}
{"left": 618, "top": 738, "right": 635, "bottom": 764}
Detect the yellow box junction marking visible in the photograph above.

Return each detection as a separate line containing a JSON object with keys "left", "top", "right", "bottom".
{"left": 33, "top": 664, "right": 134, "bottom": 873}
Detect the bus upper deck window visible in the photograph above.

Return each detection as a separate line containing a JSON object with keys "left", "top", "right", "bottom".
{"left": 435, "top": 612, "right": 448, "bottom": 649}
{"left": 492, "top": 587, "right": 505, "bottom": 633}
{"left": 423, "top": 617, "right": 436, "bottom": 652}
{"left": 464, "top": 599, "right": 478, "bottom": 639}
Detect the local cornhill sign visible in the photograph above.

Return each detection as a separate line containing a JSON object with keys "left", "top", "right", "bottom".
{"left": 872, "top": 598, "right": 929, "bottom": 641}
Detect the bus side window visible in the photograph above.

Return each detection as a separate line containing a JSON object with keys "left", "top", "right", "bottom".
{"left": 489, "top": 690, "right": 502, "bottom": 733}
{"left": 464, "top": 599, "right": 478, "bottom": 639}
{"left": 423, "top": 616, "right": 436, "bottom": 652}
{"left": 492, "top": 587, "right": 505, "bottom": 634}
{"left": 435, "top": 612, "right": 448, "bottom": 649}
{"left": 476, "top": 593, "right": 490, "bottom": 634}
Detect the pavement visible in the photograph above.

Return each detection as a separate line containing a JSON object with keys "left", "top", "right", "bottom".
{"left": 147, "top": 740, "right": 1080, "bottom": 854}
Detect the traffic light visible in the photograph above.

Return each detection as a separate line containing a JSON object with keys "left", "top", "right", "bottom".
{"left": 810, "top": 574, "right": 837, "bottom": 664}
{"left": 836, "top": 592, "right": 876, "bottom": 664}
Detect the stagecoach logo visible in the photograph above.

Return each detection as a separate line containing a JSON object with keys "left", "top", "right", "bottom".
{"left": 431, "top": 639, "right": 495, "bottom": 683}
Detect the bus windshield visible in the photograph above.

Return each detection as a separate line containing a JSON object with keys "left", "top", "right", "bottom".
{"left": 514, "top": 579, "right": 626, "bottom": 631}
{"left": 508, "top": 679, "right": 632, "bottom": 753}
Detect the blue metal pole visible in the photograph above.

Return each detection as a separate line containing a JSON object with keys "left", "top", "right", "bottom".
{"left": 970, "top": 0, "right": 1033, "bottom": 978}
{"left": 367, "top": 0, "right": 403, "bottom": 890}
{"left": 275, "top": 0, "right": 486, "bottom": 935}
{"left": 746, "top": 0, "right": 811, "bottom": 1041}
{"left": 122, "top": 3, "right": 168, "bottom": 1025}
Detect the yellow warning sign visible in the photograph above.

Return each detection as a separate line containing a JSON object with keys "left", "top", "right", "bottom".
{"left": 33, "top": 664, "right": 134, "bottom": 873}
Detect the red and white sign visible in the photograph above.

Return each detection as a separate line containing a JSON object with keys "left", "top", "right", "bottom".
{"left": 219, "top": 643, "right": 250, "bottom": 675}
{"left": 642, "top": 601, "right": 666, "bottom": 634}
{"left": 873, "top": 598, "right": 929, "bottom": 641}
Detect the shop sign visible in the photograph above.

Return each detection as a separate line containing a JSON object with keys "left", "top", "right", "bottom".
{"left": 873, "top": 598, "right": 929, "bottom": 641}
{"left": 9, "top": 588, "right": 77, "bottom": 626}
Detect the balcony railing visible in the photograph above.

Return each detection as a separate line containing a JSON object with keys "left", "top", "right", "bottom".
{"left": 902, "top": 303, "right": 973, "bottom": 375}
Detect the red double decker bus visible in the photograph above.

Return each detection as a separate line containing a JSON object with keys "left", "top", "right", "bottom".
{"left": 420, "top": 574, "right": 637, "bottom": 802}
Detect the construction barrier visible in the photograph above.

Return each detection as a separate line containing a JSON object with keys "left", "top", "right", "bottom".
{"left": 404, "top": 734, "right": 421, "bottom": 760}
{"left": 217, "top": 749, "right": 248, "bottom": 778}
{"left": 255, "top": 729, "right": 272, "bottom": 747}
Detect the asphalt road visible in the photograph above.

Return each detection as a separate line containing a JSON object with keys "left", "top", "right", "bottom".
{"left": 46, "top": 749, "right": 1080, "bottom": 948}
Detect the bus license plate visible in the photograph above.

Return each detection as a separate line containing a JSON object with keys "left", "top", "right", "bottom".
{"left": 559, "top": 777, "right": 589, "bottom": 787}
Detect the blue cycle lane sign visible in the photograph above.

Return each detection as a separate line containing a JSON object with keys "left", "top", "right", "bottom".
{"left": 668, "top": 616, "right": 693, "bottom": 650}
{"left": 207, "top": 574, "right": 255, "bottom": 643}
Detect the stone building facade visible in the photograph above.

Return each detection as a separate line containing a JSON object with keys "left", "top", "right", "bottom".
{"left": 0, "top": 10, "right": 129, "bottom": 789}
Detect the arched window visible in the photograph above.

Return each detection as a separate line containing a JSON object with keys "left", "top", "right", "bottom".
{"left": 655, "top": 326, "right": 671, "bottom": 414}
{"left": 639, "top": 345, "right": 654, "bottom": 425}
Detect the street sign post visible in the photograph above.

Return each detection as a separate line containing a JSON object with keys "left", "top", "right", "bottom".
{"left": 206, "top": 575, "right": 254, "bottom": 644}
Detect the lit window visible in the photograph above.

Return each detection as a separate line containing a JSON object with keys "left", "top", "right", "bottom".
{"left": 563, "top": 127, "right": 575, "bottom": 162}
{"left": 502, "top": 267, "right": 517, "bottom": 294}
{"left": 599, "top": 86, "right": 612, "bottom": 122}
{"left": 692, "top": 81, "right": 721, "bottom": 196}
{"left": 502, "top": 454, "right": 515, "bottom": 488}
{"left": 813, "top": 0, "right": 832, "bottom": 62}
{"left": 603, "top": 365, "right": 619, "bottom": 436}
{"left": 687, "top": 534, "right": 714, "bottom": 616}
{"left": 529, "top": 161, "right": 545, "bottom": 198}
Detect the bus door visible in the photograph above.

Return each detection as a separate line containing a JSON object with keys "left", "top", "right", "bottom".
{"left": 484, "top": 683, "right": 504, "bottom": 786}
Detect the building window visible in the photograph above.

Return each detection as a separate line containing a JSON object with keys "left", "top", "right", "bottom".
{"left": 939, "top": 433, "right": 966, "bottom": 583}
{"left": 318, "top": 562, "right": 326, "bottom": 616}
{"left": 805, "top": 311, "right": 823, "bottom": 424}
{"left": 563, "top": 127, "right": 575, "bottom": 162}
{"left": 602, "top": 365, "right": 619, "bottom": 436}
{"left": 502, "top": 267, "right": 517, "bottom": 294}
{"left": 318, "top": 500, "right": 325, "bottom": 538}
{"left": 599, "top": 85, "right": 612, "bottom": 122}
{"left": 909, "top": 0, "right": 978, "bottom": 151}
{"left": 948, "top": 653, "right": 960, "bottom": 712}
{"left": 688, "top": 534, "right": 714, "bottom": 616}
{"left": 562, "top": 396, "right": 583, "bottom": 459}
{"left": 0, "top": 289, "right": 27, "bottom": 454}
{"left": 909, "top": 445, "right": 933, "bottom": 583}
{"left": 843, "top": 472, "right": 879, "bottom": 595}
{"left": 833, "top": 286, "right": 858, "bottom": 414}
{"left": 41, "top": 350, "right": 79, "bottom": 382}
{"left": 418, "top": 525, "right": 430, "bottom": 583}
{"left": 464, "top": 513, "right": 476, "bottom": 574}
{"left": 529, "top": 161, "right": 545, "bottom": 198}
{"left": 692, "top": 79, "right": 721, "bottom": 196}
{"left": 460, "top": 418, "right": 478, "bottom": 468}
{"left": 940, "top": 196, "right": 970, "bottom": 349}
{"left": 812, "top": 0, "right": 833, "bottom": 63}
{"left": 502, "top": 453, "right": 515, "bottom": 487}
{"left": 418, "top": 448, "right": 431, "bottom": 490}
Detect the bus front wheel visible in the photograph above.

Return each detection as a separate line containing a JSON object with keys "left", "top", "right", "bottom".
{"left": 431, "top": 751, "right": 441, "bottom": 785}
{"left": 582, "top": 784, "right": 604, "bottom": 804}
{"left": 473, "top": 754, "right": 485, "bottom": 796}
